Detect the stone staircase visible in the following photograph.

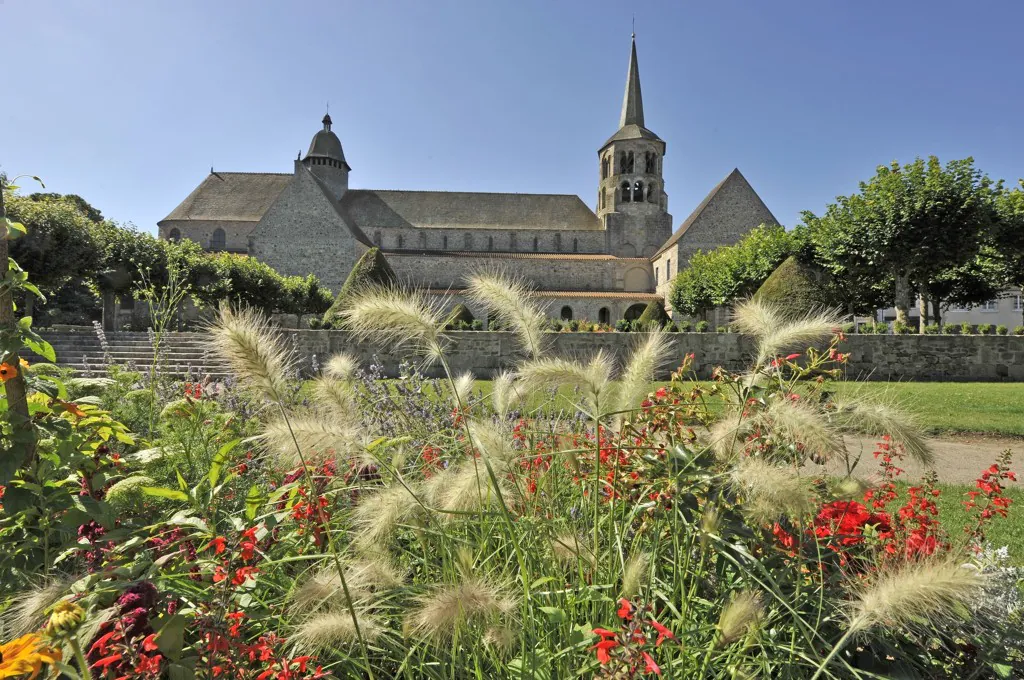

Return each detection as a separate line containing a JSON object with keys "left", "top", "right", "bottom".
{"left": 36, "top": 328, "right": 233, "bottom": 379}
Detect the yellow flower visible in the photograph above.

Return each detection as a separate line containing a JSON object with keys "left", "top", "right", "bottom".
{"left": 19, "top": 358, "right": 29, "bottom": 369}
{"left": 0, "top": 633, "right": 61, "bottom": 679}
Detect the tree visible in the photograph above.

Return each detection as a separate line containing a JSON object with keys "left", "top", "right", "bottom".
{"left": 803, "top": 157, "right": 1000, "bottom": 324}
{"left": 669, "top": 224, "right": 795, "bottom": 318}
{"left": 994, "top": 180, "right": 1024, "bottom": 323}
{"left": 27, "top": 192, "right": 103, "bottom": 223}
{"left": 4, "top": 192, "right": 102, "bottom": 317}
{"left": 636, "top": 298, "right": 670, "bottom": 328}
{"left": 445, "top": 303, "right": 475, "bottom": 329}
{"left": 753, "top": 256, "right": 835, "bottom": 317}
{"left": 323, "top": 247, "right": 397, "bottom": 324}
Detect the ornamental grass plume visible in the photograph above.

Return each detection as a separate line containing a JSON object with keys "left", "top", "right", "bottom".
{"left": 732, "top": 299, "right": 841, "bottom": 368}
{"left": 312, "top": 375, "right": 359, "bottom": 417}
{"left": 451, "top": 371, "right": 474, "bottom": 410}
{"left": 490, "top": 371, "right": 523, "bottom": 419}
{"left": 760, "top": 397, "right": 845, "bottom": 464}
{"left": 103, "top": 475, "right": 156, "bottom": 511}
{"left": 341, "top": 286, "right": 447, "bottom": 362}
{"left": 425, "top": 463, "right": 513, "bottom": 518}
{"left": 619, "top": 552, "right": 651, "bottom": 599}
{"left": 551, "top": 531, "right": 596, "bottom": 568}
{"left": 2, "top": 579, "right": 70, "bottom": 638}
{"left": 829, "top": 395, "right": 933, "bottom": 465}
{"left": 290, "top": 610, "right": 383, "bottom": 653}
{"left": 729, "top": 457, "right": 814, "bottom": 522}
{"left": 291, "top": 557, "right": 405, "bottom": 615}
{"left": 324, "top": 352, "right": 359, "bottom": 381}
{"left": 262, "top": 416, "right": 365, "bottom": 467}
{"left": 349, "top": 482, "right": 425, "bottom": 552}
{"left": 707, "top": 414, "right": 753, "bottom": 461}
{"left": 210, "top": 305, "right": 294, "bottom": 403}
{"left": 466, "top": 271, "right": 547, "bottom": 358}
{"left": 518, "top": 351, "right": 615, "bottom": 418}
{"left": 715, "top": 590, "right": 765, "bottom": 647}
{"left": 405, "top": 576, "right": 517, "bottom": 642}
{"left": 614, "top": 329, "right": 672, "bottom": 422}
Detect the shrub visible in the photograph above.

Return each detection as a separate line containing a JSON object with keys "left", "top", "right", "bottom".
{"left": 445, "top": 303, "right": 475, "bottom": 330}
{"left": 715, "top": 325, "right": 728, "bottom": 333}
{"left": 960, "top": 322, "right": 973, "bottom": 335}
{"left": 859, "top": 321, "right": 888, "bottom": 334}
{"left": 471, "top": 319, "right": 483, "bottom": 331}
{"left": 676, "top": 320, "right": 691, "bottom": 332}
{"left": 615, "top": 319, "right": 632, "bottom": 332}
{"left": 665, "top": 322, "right": 678, "bottom": 332}
{"left": 1014, "top": 325, "right": 1024, "bottom": 336}
{"left": 976, "top": 323, "right": 992, "bottom": 336}
{"left": 841, "top": 322, "right": 856, "bottom": 334}
{"left": 752, "top": 255, "right": 831, "bottom": 319}
{"left": 996, "top": 325, "right": 1008, "bottom": 336}
{"left": 942, "top": 323, "right": 959, "bottom": 335}
{"left": 322, "top": 247, "right": 397, "bottom": 325}
{"left": 695, "top": 320, "right": 710, "bottom": 333}
{"left": 636, "top": 299, "right": 671, "bottom": 329}
{"left": 893, "top": 320, "right": 913, "bottom": 335}
{"left": 922, "top": 323, "right": 940, "bottom": 335}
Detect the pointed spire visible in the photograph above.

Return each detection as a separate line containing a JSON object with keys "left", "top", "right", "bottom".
{"left": 619, "top": 34, "right": 644, "bottom": 128}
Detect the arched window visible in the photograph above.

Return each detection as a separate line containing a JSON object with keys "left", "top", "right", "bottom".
{"left": 373, "top": 231, "right": 381, "bottom": 245}
{"left": 598, "top": 307, "right": 610, "bottom": 324}
{"left": 560, "top": 306, "right": 573, "bottom": 321}
{"left": 646, "top": 152, "right": 656, "bottom": 174}
{"left": 625, "top": 152, "right": 635, "bottom": 173}
{"left": 464, "top": 233, "right": 472, "bottom": 249}
{"left": 554, "top": 233, "right": 562, "bottom": 251}
{"left": 633, "top": 181, "right": 644, "bottom": 202}
{"left": 533, "top": 237, "right": 539, "bottom": 252}
{"left": 572, "top": 238, "right": 578, "bottom": 253}
{"left": 210, "top": 228, "right": 226, "bottom": 251}
{"left": 618, "top": 152, "right": 628, "bottom": 173}
{"left": 647, "top": 183, "right": 657, "bottom": 203}
{"left": 168, "top": 228, "right": 181, "bottom": 242}
{"left": 601, "top": 156, "right": 609, "bottom": 179}
{"left": 443, "top": 235, "right": 448, "bottom": 249}
{"left": 488, "top": 235, "right": 494, "bottom": 251}
{"left": 621, "top": 181, "right": 632, "bottom": 203}
{"left": 599, "top": 191, "right": 604, "bottom": 210}
{"left": 624, "top": 303, "right": 646, "bottom": 321}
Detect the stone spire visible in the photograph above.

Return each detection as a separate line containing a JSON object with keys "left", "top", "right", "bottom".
{"left": 619, "top": 34, "right": 644, "bottom": 128}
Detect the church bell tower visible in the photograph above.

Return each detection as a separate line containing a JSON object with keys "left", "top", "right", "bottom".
{"left": 598, "top": 35, "right": 672, "bottom": 258}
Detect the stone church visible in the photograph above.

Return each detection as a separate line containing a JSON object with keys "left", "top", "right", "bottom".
{"left": 159, "top": 36, "right": 779, "bottom": 323}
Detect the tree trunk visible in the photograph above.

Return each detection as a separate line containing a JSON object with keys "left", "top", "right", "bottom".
{"left": 893, "top": 273, "right": 912, "bottom": 324}
{"left": 931, "top": 299, "right": 942, "bottom": 328}
{"left": 0, "top": 182, "right": 36, "bottom": 458}
{"left": 918, "top": 293, "right": 929, "bottom": 332}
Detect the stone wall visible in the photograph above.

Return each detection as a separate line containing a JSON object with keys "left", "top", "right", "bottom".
{"left": 279, "top": 331, "right": 1024, "bottom": 382}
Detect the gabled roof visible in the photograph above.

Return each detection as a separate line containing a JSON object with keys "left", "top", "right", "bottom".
{"left": 655, "top": 168, "right": 779, "bottom": 256}
{"left": 383, "top": 250, "right": 648, "bottom": 262}
{"left": 159, "top": 172, "right": 292, "bottom": 224}
{"left": 339, "top": 190, "right": 602, "bottom": 231}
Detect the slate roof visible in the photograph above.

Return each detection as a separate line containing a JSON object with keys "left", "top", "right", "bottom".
{"left": 159, "top": 172, "right": 292, "bottom": 224}
{"left": 602, "top": 36, "right": 663, "bottom": 148}
{"left": 654, "top": 168, "right": 778, "bottom": 256}
{"left": 339, "top": 190, "right": 603, "bottom": 231}
{"left": 425, "top": 289, "right": 660, "bottom": 300}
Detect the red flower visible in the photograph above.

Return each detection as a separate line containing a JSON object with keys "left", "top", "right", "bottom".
{"left": 208, "top": 536, "right": 226, "bottom": 554}
{"left": 592, "top": 639, "right": 620, "bottom": 664}
{"left": 92, "top": 654, "right": 124, "bottom": 669}
{"left": 648, "top": 618, "right": 674, "bottom": 646}
{"left": 642, "top": 650, "right": 662, "bottom": 675}
{"left": 616, "top": 598, "right": 633, "bottom": 621}
{"left": 142, "top": 633, "right": 160, "bottom": 652}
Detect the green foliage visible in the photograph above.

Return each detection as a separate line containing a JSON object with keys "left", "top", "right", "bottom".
{"left": 324, "top": 247, "right": 397, "bottom": 325}
{"left": 636, "top": 299, "right": 670, "bottom": 329}
{"left": 893, "top": 320, "right": 914, "bottom": 335}
{"left": 996, "top": 325, "right": 1009, "bottom": 336}
{"left": 669, "top": 223, "right": 795, "bottom": 317}
{"left": 943, "top": 323, "right": 960, "bottom": 335}
{"left": 1015, "top": 326, "right": 1024, "bottom": 336}
{"left": 445, "top": 303, "right": 475, "bottom": 330}
{"left": 614, "top": 318, "right": 631, "bottom": 332}
{"left": 923, "top": 323, "right": 941, "bottom": 335}
{"left": 977, "top": 324, "right": 993, "bottom": 335}
{"left": 694, "top": 320, "right": 710, "bottom": 332}
{"left": 27, "top": 192, "right": 104, "bottom": 222}
{"left": 960, "top": 322, "right": 974, "bottom": 335}
{"left": 675, "top": 320, "right": 691, "bottom": 332}
{"left": 753, "top": 256, "right": 836, "bottom": 318}
{"left": 715, "top": 325, "right": 728, "bottom": 333}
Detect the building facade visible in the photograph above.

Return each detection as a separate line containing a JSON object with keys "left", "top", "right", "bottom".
{"left": 159, "top": 36, "right": 779, "bottom": 323}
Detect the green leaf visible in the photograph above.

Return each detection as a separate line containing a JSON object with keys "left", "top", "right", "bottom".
{"left": 175, "top": 469, "right": 188, "bottom": 492}
{"left": 208, "top": 438, "right": 240, "bottom": 488}
{"left": 245, "top": 484, "right": 263, "bottom": 521}
{"left": 154, "top": 614, "right": 187, "bottom": 660}
{"left": 530, "top": 576, "right": 555, "bottom": 590}
{"left": 24, "top": 336, "right": 56, "bottom": 362}
{"left": 141, "top": 486, "right": 188, "bottom": 502}
{"left": 538, "top": 606, "right": 566, "bottom": 623}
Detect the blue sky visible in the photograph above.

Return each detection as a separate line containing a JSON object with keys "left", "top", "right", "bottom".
{"left": 3, "top": 1, "right": 1023, "bottom": 234}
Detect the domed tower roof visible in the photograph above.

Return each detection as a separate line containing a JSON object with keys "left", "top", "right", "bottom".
{"left": 304, "top": 114, "right": 350, "bottom": 170}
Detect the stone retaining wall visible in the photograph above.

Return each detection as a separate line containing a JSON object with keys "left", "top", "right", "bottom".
{"left": 280, "top": 331, "right": 1024, "bottom": 382}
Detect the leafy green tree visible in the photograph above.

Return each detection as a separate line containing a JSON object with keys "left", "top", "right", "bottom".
{"left": 636, "top": 298, "right": 670, "bottom": 328}
{"left": 3, "top": 192, "right": 102, "bottom": 317}
{"left": 282, "top": 274, "right": 333, "bottom": 320}
{"left": 27, "top": 192, "right": 104, "bottom": 223}
{"left": 669, "top": 224, "right": 794, "bottom": 318}
{"left": 802, "top": 157, "right": 1000, "bottom": 324}
{"left": 994, "top": 180, "right": 1024, "bottom": 323}
{"left": 753, "top": 256, "right": 835, "bottom": 317}
{"left": 324, "top": 247, "right": 397, "bottom": 324}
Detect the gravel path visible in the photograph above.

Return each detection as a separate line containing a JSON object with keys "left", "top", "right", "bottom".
{"left": 804, "top": 435, "right": 1023, "bottom": 486}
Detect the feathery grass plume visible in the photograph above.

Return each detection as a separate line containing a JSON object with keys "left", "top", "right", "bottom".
{"left": 729, "top": 457, "right": 814, "bottom": 522}
{"left": 290, "top": 610, "right": 383, "bottom": 653}
{"left": 429, "top": 464, "right": 513, "bottom": 517}
{"left": 760, "top": 397, "right": 845, "bottom": 464}
{"left": 312, "top": 376, "right": 359, "bottom": 417}
{"left": 405, "top": 577, "right": 517, "bottom": 641}
{"left": 466, "top": 271, "right": 547, "bottom": 358}
{"left": 483, "top": 625, "right": 517, "bottom": 656}
{"left": 2, "top": 580, "right": 70, "bottom": 637}
{"left": 731, "top": 299, "right": 784, "bottom": 338}
{"left": 619, "top": 552, "right": 651, "bottom": 599}
{"left": 490, "top": 371, "right": 523, "bottom": 419}
{"left": 519, "top": 351, "right": 614, "bottom": 417}
{"left": 707, "top": 413, "right": 752, "bottom": 461}
{"left": 733, "top": 298, "right": 842, "bottom": 368}
{"left": 614, "top": 328, "right": 672, "bottom": 419}
{"left": 209, "top": 305, "right": 294, "bottom": 402}
{"left": 341, "top": 286, "right": 447, "bottom": 361}
{"left": 829, "top": 395, "right": 932, "bottom": 465}
{"left": 263, "top": 416, "right": 365, "bottom": 467}
{"left": 451, "top": 371, "right": 474, "bottom": 410}
{"left": 551, "top": 531, "right": 596, "bottom": 567}
{"left": 716, "top": 590, "right": 765, "bottom": 647}
{"left": 291, "top": 557, "right": 405, "bottom": 615}
{"left": 324, "top": 353, "right": 359, "bottom": 381}
{"left": 847, "top": 558, "right": 987, "bottom": 635}
{"left": 349, "top": 483, "right": 424, "bottom": 551}
{"left": 466, "top": 419, "right": 516, "bottom": 463}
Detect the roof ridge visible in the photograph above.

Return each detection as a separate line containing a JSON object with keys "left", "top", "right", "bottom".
{"left": 206, "top": 171, "right": 292, "bottom": 177}
{"left": 654, "top": 168, "right": 750, "bottom": 256}
{"left": 355, "top": 188, "right": 588, "bottom": 199}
